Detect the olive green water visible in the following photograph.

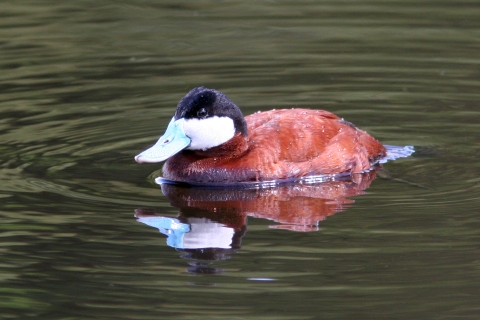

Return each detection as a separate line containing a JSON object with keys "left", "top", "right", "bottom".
{"left": 1, "top": 1, "right": 480, "bottom": 319}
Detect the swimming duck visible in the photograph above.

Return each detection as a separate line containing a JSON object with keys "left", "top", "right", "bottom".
{"left": 135, "top": 87, "right": 387, "bottom": 184}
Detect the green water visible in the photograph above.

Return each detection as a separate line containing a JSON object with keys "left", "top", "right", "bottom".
{"left": 1, "top": 1, "right": 479, "bottom": 319}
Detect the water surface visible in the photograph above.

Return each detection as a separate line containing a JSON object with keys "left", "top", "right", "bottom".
{"left": 1, "top": 1, "right": 479, "bottom": 319}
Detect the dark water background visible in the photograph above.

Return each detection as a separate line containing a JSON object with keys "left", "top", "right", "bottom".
{"left": 1, "top": 1, "right": 479, "bottom": 319}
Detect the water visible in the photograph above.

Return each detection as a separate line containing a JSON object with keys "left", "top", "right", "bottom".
{"left": 1, "top": 1, "right": 479, "bottom": 319}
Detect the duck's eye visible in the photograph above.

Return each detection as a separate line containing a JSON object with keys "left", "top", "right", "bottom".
{"left": 197, "top": 108, "right": 207, "bottom": 118}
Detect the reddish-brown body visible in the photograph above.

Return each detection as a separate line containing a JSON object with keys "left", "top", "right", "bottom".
{"left": 163, "top": 109, "right": 386, "bottom": 184}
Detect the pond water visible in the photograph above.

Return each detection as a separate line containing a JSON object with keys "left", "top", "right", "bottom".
{"left": 1, "top": 1, "right": 479, "bottom": 319}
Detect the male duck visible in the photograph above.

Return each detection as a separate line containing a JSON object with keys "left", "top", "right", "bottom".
{"left": 135, "top": 87, "right": 389, "bottom": 184}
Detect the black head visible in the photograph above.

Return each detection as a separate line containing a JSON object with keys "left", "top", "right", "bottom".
{"left": 174, "top": 87, "right": 248, "bottom": 136}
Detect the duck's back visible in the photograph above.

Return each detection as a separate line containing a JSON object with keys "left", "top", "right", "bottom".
{"left": 163, "top": 109, "right": 386, "bottom": 184}
{"left": 244, "top": 109, "right": 386, "bottom": 176}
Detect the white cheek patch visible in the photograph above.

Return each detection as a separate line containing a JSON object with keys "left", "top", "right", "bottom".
{"left": 183, "top": 116, "right": 235, "bottom": 150}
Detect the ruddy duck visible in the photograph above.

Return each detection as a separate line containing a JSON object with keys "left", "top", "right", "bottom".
{"left": 135, "top": 87, "right": 407, "bottom": 185}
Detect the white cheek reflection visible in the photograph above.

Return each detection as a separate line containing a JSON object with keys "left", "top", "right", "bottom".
{"left": 182, "top": 217, "right": 235, "bottom": 249}
{"left": 183, "top": 116, "right": 235, "bottom": 150}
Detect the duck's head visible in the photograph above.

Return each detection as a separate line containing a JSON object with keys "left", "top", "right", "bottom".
{"left": 135, "top": 87, "right": 248, "bottom": 163}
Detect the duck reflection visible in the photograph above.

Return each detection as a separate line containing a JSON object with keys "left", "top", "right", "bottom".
{"left": 135, "top": 169, "right": 378, "bottom": 273}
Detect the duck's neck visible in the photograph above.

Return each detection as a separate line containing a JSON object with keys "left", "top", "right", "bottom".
{"left": 191, "top": 133, "right": 248, "bottom": 159}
